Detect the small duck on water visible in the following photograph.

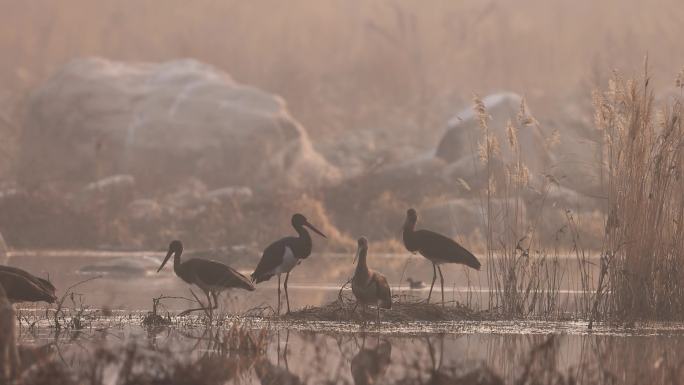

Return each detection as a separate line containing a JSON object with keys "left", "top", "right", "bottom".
{"left": 406, "top": 277, "right": 427, "bottom": 290}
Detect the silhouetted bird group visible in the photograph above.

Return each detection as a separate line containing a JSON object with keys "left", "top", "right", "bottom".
{"left": 157, "top": 208, "right": 481, "bottom": 319}
{"left": 0, "top": 207, "right": 481, "bottom": 323}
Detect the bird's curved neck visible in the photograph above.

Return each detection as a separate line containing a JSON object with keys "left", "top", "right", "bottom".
{"left": 294, "top": 223, "right": 310, "bottom": 239}
{"left": 291, "top": 223, "right": 313, "bottom": 257}
{"left": 173, "top": 250, "right": 183, "bottom": 274}
{"left": 403, "top": 221, "right": 417, "bottom": 249}
{"left": 355, "top": 248, "right": 368, "bottom": 276}
{"left": 295, "top": 223, "right": 312, "bottom": 243}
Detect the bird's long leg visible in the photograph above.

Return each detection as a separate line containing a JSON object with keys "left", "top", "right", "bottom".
{"left": 277, "top": 274, "right": 282, "bottom": 316}
{"left": 178, "top": 306, "right": 209, "bottom": 316}
{"left": 276, "top": 329, "right": 281, "bottom": 366}
{"left": 351, "top": 302, "right": 358, "bottom": 319}
{"left": 427, "top": 263, "right": 437, "bottom": 304}
{"left": 205, "top": 290, "right": 213, "bottom": 320}
{"left": 179, "top": 289, "right": 212, "bottom": 316}
{"left": 438, "top": 265, "right": 445, "bottom": 308}
{"left": 211, "top": 292, "right": 219, "bottom": 317}
{"left": 284, "top": 329, "right": 290, "bottom": 370}
{"left": 376, "top": 303, "right": 380, "bottom": 324}
{"left": 362, "top": 304, "right": 368, "bottom": 326}
{"left": 284, "top": 272, "right": 291, "bottom": 314}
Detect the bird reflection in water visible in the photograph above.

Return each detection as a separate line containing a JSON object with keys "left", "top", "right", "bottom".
{"left": 351, "top": 335, "right": 392, "bottom": 385}
{"left": 255, "top": 330, "right": 303, "bottom": 385}
{"left": 422, "top": 335, "right": 503, "bottom": 385}
{"left": 175, "top": 327, "right": 265, "bottom": 384}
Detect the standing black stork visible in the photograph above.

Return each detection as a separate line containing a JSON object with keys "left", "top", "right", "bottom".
{"left": 157, "top": 240, "right": 255, "bottom": 316}
{"left": 402, "top": 208, "right": 481, "bottom": 306}
{"left": 251, "top": 213, "right": 326, "bottom": 315}
{"left": 351, "top": 237, "right": 391, "bottom": 322}
{"left": 0, "top": 266, "right": 57, "bottom": 304}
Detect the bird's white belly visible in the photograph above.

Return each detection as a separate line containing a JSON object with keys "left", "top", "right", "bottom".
{"left": 273, "top": 246, "right": 299, "bottom": 275}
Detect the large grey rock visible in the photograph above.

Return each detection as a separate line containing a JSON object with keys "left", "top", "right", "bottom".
{"left": 20, "top": 58, "right": 340, "bottom": 193}
{"left": 545, "top": 102, "right": 606, "bottom": 197}
{"left": 436, "top": 92, "right": 553, "bottom": 186}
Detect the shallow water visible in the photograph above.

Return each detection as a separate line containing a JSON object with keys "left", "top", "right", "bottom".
{"left": 7, "top": 249, "right": 597, "bottom": 311}
{"left": 14, "top": 316, "right": 684, "bottom": 384}
{"left": 7, "top": 250, "right": 680, "bottom": 384}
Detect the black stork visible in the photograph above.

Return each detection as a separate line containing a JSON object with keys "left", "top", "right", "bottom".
{"left": 402, "top": 208, "right": 481, "bottom": 306}
{"left": 157, "top": 240, "right": 255, "bottom": 316}
{"left": 351, "top": 237, "right": 391, "bottom": 322}
{"left": 0, "top": 266, "right": 57, "bottom": 304}
{"left": 251, "top": 213, "right": 326, "bottom": 315}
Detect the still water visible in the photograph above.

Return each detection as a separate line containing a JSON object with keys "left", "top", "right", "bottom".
{"left": 8, "top": 250, "right": 684, "bottom": 384}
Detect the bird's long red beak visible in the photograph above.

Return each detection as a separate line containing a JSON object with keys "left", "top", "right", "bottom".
{"left": 157, "top": 249, "right": 173, "bottom": 273}
{"left": 305, "top": 221, "right": 327, "bottom": 238}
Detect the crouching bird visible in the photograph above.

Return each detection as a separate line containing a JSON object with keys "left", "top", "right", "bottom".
{"left": 351, "top": 237, "right": 391, "bottom": 323}
{"left": 402, "top": 208, "right": 481, "bottom": 306}
{"left": 251, "top": 214, "right": 327, "bottom": 315}
{"left": 157, "top": 240, "right": 255, "bottom": 316}
{"left": 0, "top": 266, "right": 57, "bottom": 304}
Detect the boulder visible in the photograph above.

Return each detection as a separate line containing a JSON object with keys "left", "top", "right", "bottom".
{"left": 324, "top": 93, "right": 552, "bottom": 239}
{"left": 206, "top": 186, "right": 253, "bottom": 204}
{"left": 421, "top": 191, "right": 604, "bottom": 250}
{"left": 77, "top": 174, "right": 136, "bottom": 212}
{"left": 544, "top": 103, "right": 606, "bottom": 197}
{"left": 19, "top": 57, "right": 339, "bottom": 193}
{"left": 77, "top": 256, "right": 163, "bottom": 278}
{"left": 436, "top": 92, "right": 553, "bottom": 186}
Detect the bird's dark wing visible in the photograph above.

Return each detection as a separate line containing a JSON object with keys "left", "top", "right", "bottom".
{"left": 414, "top": 230, "right": 481, "bottom": 269}
{"left": 0, "top": 271, "right": 57, "bottom": 303}
{"left": 185, "top": 259, "right": 255, "bottom": 291}
{"left": 251, "top": 237, "right": 294, "bottom": 283}
{"left": 373, "top": 273, "right": 392, "bottom": 309}
{"left": 0, "top": 265, "right": 56, "bottom": 296}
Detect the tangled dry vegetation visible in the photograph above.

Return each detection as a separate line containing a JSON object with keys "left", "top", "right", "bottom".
{"left": 592, "top": 65, "right": 684, "bottom": 321}
{"left": 470, "top": 66, "right": 684, "bottom": 323}
{"left": 285, "top": 290, "right": 484, "bottom": 323}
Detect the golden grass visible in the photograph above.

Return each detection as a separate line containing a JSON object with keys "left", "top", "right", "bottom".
{"left": 594, "top": 64, "right": 684, "bottom": 320}
{"left": 475, "top": 95, "right": 568, "bottom": 319}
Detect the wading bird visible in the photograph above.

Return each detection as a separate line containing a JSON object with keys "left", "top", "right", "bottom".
{"left": 251, "top": 214, "right": 326, "bottom": 315}
{"left": 0, "top": 266, "right": 57, "bottom": 304}
{"left": 402, "top": 208, "right": 481, "bottom": 306}
{"left": 157, "top": 240, "right": 255, "bottom": 316}
{"left": 351, "top": 237, "right": 391, "bottom": 322}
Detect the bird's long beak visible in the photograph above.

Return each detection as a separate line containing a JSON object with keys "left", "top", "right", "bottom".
{"left": 157, "top": 249, "right": 173, "bottom": 273}
{"left": 304, "top": 221, "right": 327, "bottom": 238}
{"left": 353, "top": 247, "right": 360, "bottom": 264}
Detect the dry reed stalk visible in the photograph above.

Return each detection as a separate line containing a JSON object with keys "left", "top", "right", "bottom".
{"left": 596, "top": 63, "right": 684, "bottom": 320}
{"left": 475, "top": 96, "right": 564, "bottom": 319}
{"left": 0, "top": 285, "right": 18, "bottom": 383}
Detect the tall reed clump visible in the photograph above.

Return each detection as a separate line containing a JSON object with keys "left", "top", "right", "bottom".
{"left": 475, "top": 96, "right": 563, "bottom": 319}
{"left": 595, "top": 65, "right": 684, "bottom": 320}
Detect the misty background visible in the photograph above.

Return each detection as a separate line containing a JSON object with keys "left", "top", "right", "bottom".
{"left": 0, "top": 0, "right": 683, "bottom": 253}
